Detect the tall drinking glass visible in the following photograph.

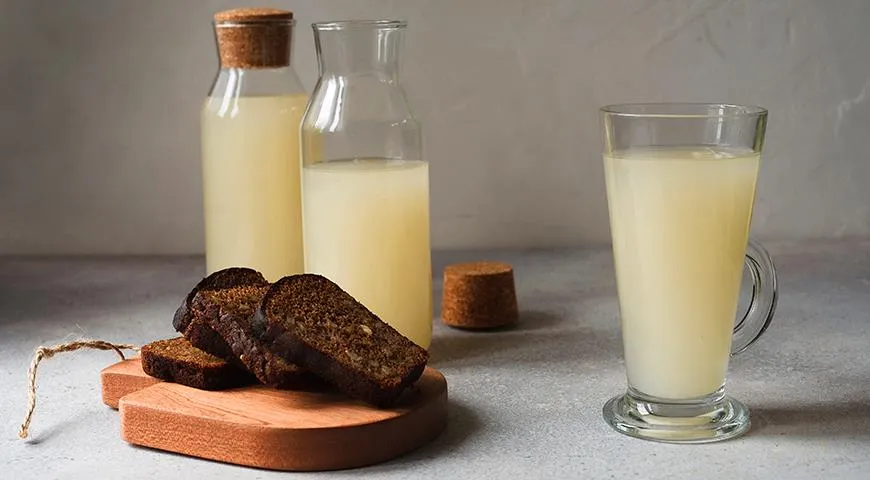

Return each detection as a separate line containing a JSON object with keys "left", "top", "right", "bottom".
{"left": 600, "top": 103, "right": 777, "bottom": 443}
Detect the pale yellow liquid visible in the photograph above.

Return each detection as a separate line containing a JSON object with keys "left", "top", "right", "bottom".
{"left": 604, "top": 147, "right": 760, "bottom": 399}
{"left": 201, "top": 94, "right": 308, "bottom": 281}
{"left": 302, "top": 159, "right": 433, "bottom": 348}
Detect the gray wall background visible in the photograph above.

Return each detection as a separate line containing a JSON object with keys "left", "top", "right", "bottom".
{"left": 1, "top": 0, "right": 868, "bottom": 254}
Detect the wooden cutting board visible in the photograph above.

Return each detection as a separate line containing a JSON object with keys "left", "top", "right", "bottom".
{"left": 101, "top": 359, "right": 448, "bottom": 471}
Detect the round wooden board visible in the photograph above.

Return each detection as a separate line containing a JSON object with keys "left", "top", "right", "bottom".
{"left": 101, "top": 359, "right": 448, "bottom": 471}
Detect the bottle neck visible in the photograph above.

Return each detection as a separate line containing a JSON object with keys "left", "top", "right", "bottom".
{"left": 313, "top": 23, "right": 404, "bottom": 81}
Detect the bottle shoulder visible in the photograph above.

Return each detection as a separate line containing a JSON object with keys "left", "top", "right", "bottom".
{"left": 303, "top": 75, "right": 417, "bottom": 127}
{"left": 207, "top": 67, "right": 307, "bottom": 99}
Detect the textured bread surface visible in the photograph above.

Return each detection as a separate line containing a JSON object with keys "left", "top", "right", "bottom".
{"left": 193, "top": 285, "right": 313, "bottom": 389}
{"left": 140, "top": 337, "right": 254, "bottom": 390}
{"left": 253, "top": 274, "right": 428, "bottom": 407}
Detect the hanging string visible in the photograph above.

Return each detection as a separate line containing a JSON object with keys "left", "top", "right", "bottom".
{"left": 19, "top": 340, "right": 139, "bottom": 439}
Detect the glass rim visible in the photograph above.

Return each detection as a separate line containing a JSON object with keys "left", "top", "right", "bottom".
{"left": 600, "top": 103, "right": 767, "bottom": 119}
{"left": 312, "top": 19, "right": 407, "bottom": 31}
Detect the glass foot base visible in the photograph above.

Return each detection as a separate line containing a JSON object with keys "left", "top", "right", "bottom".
{"left": 603, "top": 388, "right": 751, "bottom": 444}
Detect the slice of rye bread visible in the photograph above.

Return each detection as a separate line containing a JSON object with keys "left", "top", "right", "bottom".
{"left": 140, "top": 337, "right": 255, "bottom": 390}
{"left": 172, "top": 267, "right": 269, "bottom": 365}
{"left": 252, "top": 274, "right": 429, "bottom": 407}
{"left": 191, "top": 284, "right": 313, "bottom": 389}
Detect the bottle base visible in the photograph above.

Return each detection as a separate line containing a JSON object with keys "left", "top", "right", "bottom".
{"left": 602, "top": 387, "right": 751, "bottom": 444}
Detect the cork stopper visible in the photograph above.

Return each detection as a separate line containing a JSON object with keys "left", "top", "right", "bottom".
{"left": 213, "top": 8, "right": 294, "bottom": 69}
{"left": 441, "top": 262, "right": 519, "bottom": 330}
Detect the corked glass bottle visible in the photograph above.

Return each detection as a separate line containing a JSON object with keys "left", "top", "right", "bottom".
{"left": 201, "top": 8, "right": 307, "bottom": 281}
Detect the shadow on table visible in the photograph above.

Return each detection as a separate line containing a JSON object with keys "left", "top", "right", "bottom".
{"left": 413, "top": 400, "right": 480, "bottom": 456}
{"left": 749, "top": 401, "right": 870, "bottom": 438}
{"left": 509, "top": 309, "right": 567, "bottom": 331}
{"left": 429, "top": 309, "right": 619, "bottom": 368}
{"left": 20, "top": 408, "right": 96, "bottom": 445}
{"left": 333, "top": 399, "right": 481, "bottom": 476}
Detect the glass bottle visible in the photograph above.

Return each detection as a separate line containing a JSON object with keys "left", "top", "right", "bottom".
{"left": 300, "top": 20, "right": 432, "bottom": 348}
{"left": 201, "top": 8, "right": 307, "bottom": 281}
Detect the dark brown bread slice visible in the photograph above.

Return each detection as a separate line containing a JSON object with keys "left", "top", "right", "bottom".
{"left": 172, "top": 268, "right": 268, "bottom": 364}
{"left": 252, "top": 274, "right": 429, "bottom": 407}
{"left": 140, "top": 337, "right": 254, "bottom": 390}
{"left": 191, "top": 285, "right": 314, "bottom": 389}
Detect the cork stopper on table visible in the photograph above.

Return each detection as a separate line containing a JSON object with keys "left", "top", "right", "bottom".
{"left": 441, "top": 262, "right": 519, "bottom": 330}
{"left": 213, "top": 8, "right": 295, "bottom": 69}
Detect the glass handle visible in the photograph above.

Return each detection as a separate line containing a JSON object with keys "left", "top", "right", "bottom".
{"left": 732, "top": 238, "right": 778, "bottom": 355}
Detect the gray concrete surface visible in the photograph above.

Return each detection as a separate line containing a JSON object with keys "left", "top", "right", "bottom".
{"left": 1, "top": 242, "right": 869, "bottom": 479}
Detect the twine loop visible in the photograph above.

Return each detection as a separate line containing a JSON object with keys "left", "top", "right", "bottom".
{"left": 19, "top": 340, "right": 139, "bottom": 440}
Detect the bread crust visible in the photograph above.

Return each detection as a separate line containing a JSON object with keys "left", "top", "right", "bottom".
{"left": 173, "top": 268, "right": 268, "bottom": 367}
